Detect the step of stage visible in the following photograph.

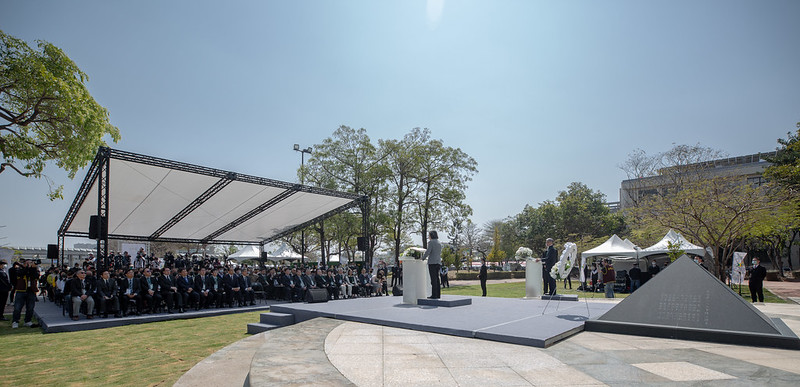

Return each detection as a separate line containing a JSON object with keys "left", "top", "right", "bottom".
{"left": 259, "top": 311, "right": 295, "bottom": 326}
{"left": 416, "top": 296, "right": 472, "bottom": 307}
{"left": 541, "top": 294, "right": 579, "bottom": 301}
{"left": 246, "top": 323, "right": 281, "bottom": 334}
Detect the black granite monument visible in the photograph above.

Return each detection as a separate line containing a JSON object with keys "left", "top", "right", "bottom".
{"left": 584, "top": 255, "right": 800, "bottom": 349}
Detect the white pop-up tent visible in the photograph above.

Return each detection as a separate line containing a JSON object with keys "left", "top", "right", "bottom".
{"left": 227, "top": 245, "right": 262, "bottom": 260}
{"left": 579, "top": 234, "right": 639, "bottom": 282}
{"left": 640, "top": 229, "right": 705, "bottom": 257}
{"left": 263, "top": 242, "right": 305, "bottom": 262}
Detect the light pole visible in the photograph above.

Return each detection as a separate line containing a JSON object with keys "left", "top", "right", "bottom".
{"left": 293, "top": 144, "right": 312, "bottom": 264}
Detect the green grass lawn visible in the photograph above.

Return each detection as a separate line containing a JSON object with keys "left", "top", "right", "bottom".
{"left": 443, "top": 281, "right": 787, "bottom": 303}
{"left": 0, "top": 310, "right": 262, "bottom": 387}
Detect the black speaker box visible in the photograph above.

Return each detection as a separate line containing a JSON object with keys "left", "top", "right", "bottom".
{"left": 261, "top": 252, "right": 268, "bottom": 259}
{"left": 392, "top": 285, "right": 403, "bottom": 296}
{"left": 305, "top": 288, "right": 329, "bottom": 303}
{"left": 47, "top": 244, "right": 59, "bottom": 259}
{"left": 89, "top": 215, "right": 108, "bottom": 240}
{"left": 357, "top": 236, "right": 367, "bottom": 251}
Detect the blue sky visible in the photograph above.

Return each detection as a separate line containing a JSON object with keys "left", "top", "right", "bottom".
{"left": 1, "top": 0, "right": 799, "bottom": 248}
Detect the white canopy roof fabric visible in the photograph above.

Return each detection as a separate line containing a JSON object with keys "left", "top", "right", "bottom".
{"left": 59, "top": 148, "right": 365, "bottom": 246}
{"left": 580, "top": 234, "right": 638, "bottom": 260}
{"left": 640, "top": 229, "right": 705, "bottom": 257}
{"left": 227, "top": 245, "right": 262, "bottom": 260}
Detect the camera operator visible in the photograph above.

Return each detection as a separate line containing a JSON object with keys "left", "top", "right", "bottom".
{"left": 10, "top": 259, "right": 40, "bottom": 328}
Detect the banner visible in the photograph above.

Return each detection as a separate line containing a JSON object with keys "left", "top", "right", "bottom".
{"left": 732, "top": 252, "right": 747, "bottom": 285}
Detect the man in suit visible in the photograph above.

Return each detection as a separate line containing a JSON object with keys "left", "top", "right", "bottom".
{"left": 140, "top": 268, "right": 161, "bottom": 314}
{"left": 542, "top": 238, "right": 558, "bottom": 296}
{"left": 299, "top": 268, "right": 316, "bottom": 300}
{"left": 422, "top": 230, "right": 443, "bottom": 299}
{"left": 358, "top": 268, "right": 372, "bottom": 297}
{"left": 206, "top": 267, "right": 223, "bottom": 308}
{"left": 194, "top": 267, "right": 210, "bottom": 309}
{"left": 158, "top": 267, "right": 180, "bottom": 313}
{"left": 238, "top": 268, "right": 256, "bottom": 306}
{"left": 479, "top": 258, "right": 488, "bottom": 297}
{"left": 176, "top": 268, "right": 198, "bottom": 312}
{"left": 120, "top": 268, "right": 141, "bottom": 316}
{"left": 281, "top": 267, "right": 299, "bottom": 302}
{"left": 70, "top": 268, "right": 95, "bottom": 320}
{"left": 96, "top": 270, "right": 120, "bottom": 318}
{"left": 749, "top": 257, "right": 767, "bottom": 303}
{"left": 224, "top": 267, "right": 242, "bottom": 307}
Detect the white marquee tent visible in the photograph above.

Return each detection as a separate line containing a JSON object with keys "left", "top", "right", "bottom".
{"left": 580, "top": 234, "right": 639, "bottom": 261}
{"left": 640, "top": 229, "right": 706, "bottom": 257}
{"left": 263, "top": 242, "right": 305, "bottom": 262}
{"left": 227, "top": 245, "right": 262, "bottom": 260}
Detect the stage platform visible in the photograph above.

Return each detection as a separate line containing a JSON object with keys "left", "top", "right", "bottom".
{"left": 270, "top": 295, "right": 616, "bottom": 348}
{"left": 34, "top": 299, "right": 278, "bottom": 333}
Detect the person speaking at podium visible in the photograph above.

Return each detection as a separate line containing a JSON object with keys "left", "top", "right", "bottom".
{"left": 423, "top": 231, "right": 443, "bottom": 299}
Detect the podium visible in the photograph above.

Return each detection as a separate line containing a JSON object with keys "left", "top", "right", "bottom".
{"left": 525, "top": 258, "right": 543, "bottom": 298}
{"left": 399, "top": 257, "right": 432, "bottom": 305}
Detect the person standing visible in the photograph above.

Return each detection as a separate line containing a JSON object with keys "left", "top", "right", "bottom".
{"left": 629, "top": 263, "right": 642, "bottom": 292}
{"left": 440, "top": 265, "right": 449, "bottom": 288}
{"left": 601, "top": 259, "right": 616, "bottom": 298}
{"left": 422, "top": 231, "right": 443, "bottom": 299}
{"left": 749, "top": 257, "right": 767, "bottom": 303}
{"left": 649, "top": 260, "right": 660, "bottom": 277}
{"left": 10, "top": 259, "right": 40, "bottom": 327}
{"left": 0, "top": 260, "right": 11, "bottom": 320}
{"left": 479, "top": 258, "right": 488, "bottom": 297}
{"left": 542, "top": 238, "right": 557, "bottom": 296}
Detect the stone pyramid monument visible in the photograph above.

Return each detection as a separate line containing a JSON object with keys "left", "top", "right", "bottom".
{"left": 584, "top": 256, "right": 799, "bottom": 349}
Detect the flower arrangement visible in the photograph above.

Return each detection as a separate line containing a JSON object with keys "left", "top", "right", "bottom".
{"left": 515, "top": 247, "right": 533, "bottom": 260}
{"left": 551, "top": 259, "right": 572, "bottom": 280}
{"left": 401, "top": 247, "right": 425, "bottom": 259}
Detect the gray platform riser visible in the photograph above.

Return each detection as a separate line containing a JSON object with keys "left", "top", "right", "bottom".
{"left": 259, "top": 312, "right": 294, "bottom": 326}
{"left": 247, "top": 323, "right": 279, "bottom": 334}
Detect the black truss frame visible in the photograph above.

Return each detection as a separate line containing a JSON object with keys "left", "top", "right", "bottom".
{"left": 58, "top": 147, "right": 368, "bottom": 251}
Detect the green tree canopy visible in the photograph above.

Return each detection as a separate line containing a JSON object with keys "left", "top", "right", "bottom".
{"left": 1, "top": 30, "right": 120, "bottom": 199}
{"left": 765, "top": 123, "right": 800, "bottom": 194}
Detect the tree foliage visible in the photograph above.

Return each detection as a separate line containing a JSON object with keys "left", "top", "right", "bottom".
{"left": 0, "top": 30, "right": 120, "bottom": 199}
{"left": 764, "top": 123, "right": 800, "bottom": 194}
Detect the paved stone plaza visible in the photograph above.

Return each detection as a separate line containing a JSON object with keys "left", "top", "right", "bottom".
{"left": 177, "top": 301, "right": 800, "bottom": 386}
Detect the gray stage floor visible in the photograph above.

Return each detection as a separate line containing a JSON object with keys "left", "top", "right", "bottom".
{"left": 34, "top": 298, "right": 276, "bottom": 333}
{"left": 270, "top": 295, "right": 616, "bottom": 348}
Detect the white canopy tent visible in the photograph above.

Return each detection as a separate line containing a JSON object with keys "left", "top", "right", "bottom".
{"left": 640, "top": 229, "right": 706, "bottom": 257}
{"left": 579, "top": 234, "right": 639, "bottom": 282}
{"left": 227, "top": 245, "right": 262, "bottom": 260}
{"left": 58, "top": 147, "right": 367, "bottom": 264}
{"left": 263, "top": 242, "right": 305, "bottom": 262}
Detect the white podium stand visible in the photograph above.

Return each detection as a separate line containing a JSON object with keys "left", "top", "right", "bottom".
{"left": 399, "top": 257, "right": 432, "bottom": 305}
{"left": 525, "top": 258, "right": 543, "bottom": 298}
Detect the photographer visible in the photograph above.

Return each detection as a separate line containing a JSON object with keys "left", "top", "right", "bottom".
{"left": 10, "top": 259, "right": 40, "bottom": 328}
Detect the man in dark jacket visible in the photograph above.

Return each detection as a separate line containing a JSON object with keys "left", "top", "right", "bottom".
{"left": 749, "top": 257, "right": 767, "bottom": 303}
{"left": 479, "top": 258, "right": 488, "bottom": 297}
{"left": 96, "top": 270, "right": 120, "bottom": 318}
{"left": 69, "top": 268, "right": 95, "bottom": 321}
{"left": 10, "top": 259, "right": 40, "bottom": 327}
{"left": 542, "top": 238, "right": 558, "bottom": 296}
{"left": 120, "top": 268, "right": 141, "bottom": 316}
{"left": 0, "top": 259, "right": 11, "bottom": 320}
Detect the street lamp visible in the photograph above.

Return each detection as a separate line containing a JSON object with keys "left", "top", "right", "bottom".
{"left": 293, "top": 144, "right": 312, "bottom": 264}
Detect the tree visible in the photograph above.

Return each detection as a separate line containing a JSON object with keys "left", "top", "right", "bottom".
{"left": 764, "top": 123, "right": 800, "bottom": 194}
{"left": 304, "top": 126, "right": 391, "bottom": 266}
{"left": 379, "top": 129, "right": 424, "bottom": 264}
{"left": 486, "top": 225, "right": 506, "bottom": 264}
{"left": 410, "top": 128, "right": 478, "bottom": 248}
{"left": 625, "top": 144, "right": 780, "bottom": 279}
{"left": 1, "top": 30, "right": 120, "bottom": 199}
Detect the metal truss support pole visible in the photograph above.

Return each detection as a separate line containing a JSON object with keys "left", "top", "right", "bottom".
{"left": 96, "top": 148, "right": 110, "bottom": 264}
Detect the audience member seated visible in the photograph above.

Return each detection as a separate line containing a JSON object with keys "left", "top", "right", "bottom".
{"left": 139, "top": 268, "right": 161, "bottom": 314}
{"left": 344, "top": 269, "right": 358, "bottom": 299}
{"left": 224, "top": 267, "right": 242, "bottom": 307}
{"left": 96, "top": 270, "right": 120, "bottom": 318}
{"left": 176, "top": 268, "right": 198, "bottom": 312}
{"left": 326, "top": 269, "right": 340, "bottom": 300}
{"left": 358, "top": 268, "right": 373, "bottom": 297}
{"left": 158, "top": 267, "right": 181, "bottom": 313}
{"left": 70, "top": 269, "right": 95, "bottom": 320}
{"left": 120, "top": 268, "right": 141, "bottom": 316}
{"left": 238, "top": 268, "right": 256, "bottom": 306}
